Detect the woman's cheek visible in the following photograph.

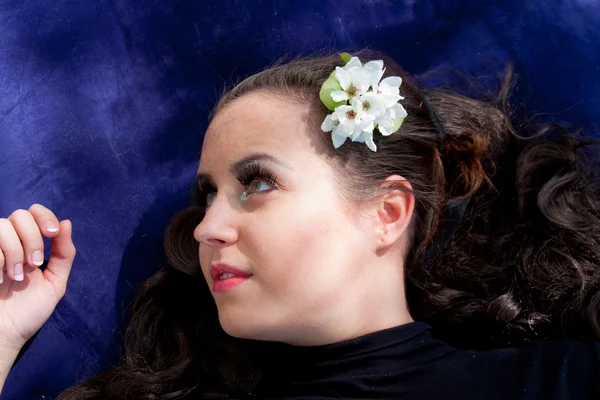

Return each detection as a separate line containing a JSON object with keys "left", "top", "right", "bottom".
{"left": 199, "top": 244, "right": 212, "bottom": 277}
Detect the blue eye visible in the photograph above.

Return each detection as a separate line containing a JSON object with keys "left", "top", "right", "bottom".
{"left": 248, "top": 180, "right": 272, "bottom": 194}
{"left": 206, "top": 192, "right": 216, "bottom": 207}
{"left": 240, "top": 180, "right": 274, "bottom": 202}
{"left": 237, "top": 162, "right": 280, "bottom": 201}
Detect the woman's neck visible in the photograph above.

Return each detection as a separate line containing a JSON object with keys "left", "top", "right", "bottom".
{"left": 283, "top": 260, "right": 413, "bottom": 347}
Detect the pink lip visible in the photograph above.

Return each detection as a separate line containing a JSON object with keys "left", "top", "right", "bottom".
{"left": 210, "top": 262, "right": 252, "bottom": 293}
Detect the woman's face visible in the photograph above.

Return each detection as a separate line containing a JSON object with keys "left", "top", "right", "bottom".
{"left": 194, "top": 91, "right": 385, "bottom": 345}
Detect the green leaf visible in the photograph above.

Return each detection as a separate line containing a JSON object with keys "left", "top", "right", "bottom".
{"left": 319, "top": 70, "right": 346, "bottom": 111}
{"left": 390, "top": 117, "right": 405, "bottom": 134}
{"left": 339, "top": 52, "right": 352, "bottom": 64}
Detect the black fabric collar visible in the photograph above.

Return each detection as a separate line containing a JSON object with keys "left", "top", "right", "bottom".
{"left": 265, "top": 322, "right": 456, "bottom": 398}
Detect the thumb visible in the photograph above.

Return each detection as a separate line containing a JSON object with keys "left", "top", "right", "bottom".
{"left": 43, "top": 219, "right": 76, "bottom": 298}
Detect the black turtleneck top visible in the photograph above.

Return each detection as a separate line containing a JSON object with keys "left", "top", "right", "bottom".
{"left": 264, "top": 322, "right": 599, "bottom": 399}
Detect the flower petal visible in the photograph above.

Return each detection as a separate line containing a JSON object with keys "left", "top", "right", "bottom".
{"left": 344, "top": 57, "right": 363, "bottom": 70}
{"left": 354, "top": 131, "right": 377, "bottom": 151}
{"left": 380, "top": 76, "right": 403, "bottom": 89}
{"left": 360, "top": 92, "right": 387, "bottom": 117}
{"left": 364, "top": 60, "right": 385, "bottom": 90}
{"left": 360, "top": 120, "right": 375, "bottom": 134}
{"left": 321, "top": 115, "right": 336, "bottom": 132}
{"left": 335, "top": 67, "right": 351, "bottom": 90}
{"left": 349, "top": 96, "right": 363, "bottom": 111}
{"left": 330, "top": 90, "right": 349, "bottom": 102}
{"left": 332, "top": 122, "right": 352, "bottom": 140}
{"left": 337, "top": 106, "right": 357, "bottom": 127}
{"left": 352, "top": 70, "right": 371, "bottom": 94}
{"left": 364, "top": 60, "right": 384, "bottom": 74}
{"left": 331, "top": 132, "right": 348, "bottom": 148}
{"left": 388, "top": 103, "right": 408, "bottom": 120}
{"left": 364, "top": 132, "right": 377, "bottom": 152}
{"left": 376, "top": 115, "right": 395, "bottom": 136}
{"left": 351, "top": 132, "right": 364, "bottom": 142}
{"left": 381, "top": 93, "right": 402, "bottom": 108}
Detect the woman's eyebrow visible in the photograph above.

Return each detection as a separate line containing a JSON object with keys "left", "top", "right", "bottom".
{"left": 196, "top": 152, "right": 291, "bottom": 183}
{"left": 230, "top": 152, "right": 291, "bottom": 174}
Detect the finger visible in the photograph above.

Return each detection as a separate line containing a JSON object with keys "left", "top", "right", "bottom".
{"left": 8, "top": 209, "right": 45, "bottom": 269}
{"left": 0, "top": 249, "right": 4, "bottom": 283}
{"left": 43, "top": 220, "right": 76, "bottom": 298}
{"left": 28, "top": 204, "right": 60, "bottom": 238}
{"left": 0, "top": 219, "right": 25, "bottom": 281}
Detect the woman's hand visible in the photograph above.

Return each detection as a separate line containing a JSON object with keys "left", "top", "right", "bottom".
{"left": 0, "top": 204, "right": 75, "bottom": 355}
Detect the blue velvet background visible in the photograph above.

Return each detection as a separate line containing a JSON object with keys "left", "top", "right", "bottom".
{"left": 0, "top": 0, "right": 599, "bottom": 398}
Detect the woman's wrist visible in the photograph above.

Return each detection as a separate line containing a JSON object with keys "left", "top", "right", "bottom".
{"left": 0, "top": 336, "right": 23, "bottom": 370}
{"left": 0, "top": 345, "right": 20, "bottom": 394}
{"left": 0, "top": 345, "right": 20, "bottom": 371}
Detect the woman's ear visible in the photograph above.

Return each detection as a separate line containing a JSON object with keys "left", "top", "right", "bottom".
{"left": 374, "top": 175, "right": 415, "bottom": 252}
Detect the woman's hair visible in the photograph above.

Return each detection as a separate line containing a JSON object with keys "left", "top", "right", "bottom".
{"left": 59, "top": 50, "right": 600, "bottom": 399}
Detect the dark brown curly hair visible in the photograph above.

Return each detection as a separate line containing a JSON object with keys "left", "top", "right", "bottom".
{"left": 58, "top": 50, "right": 600, "bottom": 399}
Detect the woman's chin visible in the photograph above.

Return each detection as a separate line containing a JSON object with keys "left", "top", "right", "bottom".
{"left": 218, "top": 309, "right": 261, "bottom": 340}
{"left": 218, "top": 310, "right": 285, "bottom": 342}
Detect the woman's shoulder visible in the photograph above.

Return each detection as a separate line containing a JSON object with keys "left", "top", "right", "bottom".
{"left": 432, "top": 339, "right": 600, "bottom": 399}
{"left": 477, "top": 337, "right": 600, "bottom": 368}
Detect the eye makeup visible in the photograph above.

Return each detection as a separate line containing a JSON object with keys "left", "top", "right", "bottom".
{"left": 195, "top": 155, "right": 284, "bottom": 207}
{"left": 195, "top": 176, "right": 217, "bottom": 207}
{"left": 237, "top": 161, "right": 279, "bottom": 190}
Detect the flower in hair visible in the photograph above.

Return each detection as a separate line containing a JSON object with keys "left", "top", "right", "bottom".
{"left": 320, "top": 53, "right": 407, "bottom": 152}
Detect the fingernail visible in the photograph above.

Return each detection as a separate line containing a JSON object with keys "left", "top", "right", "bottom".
{"left": 0, "top": 269, "right": 4, "bottom": 284}
{"left": 45, "top": 222, "right": 59, "bottom": 233}
{"left": 14, "top": 263, "right": 23, "bottom": 281}
{"left": 32, "top": 250, "right": 44, "bottom": 266}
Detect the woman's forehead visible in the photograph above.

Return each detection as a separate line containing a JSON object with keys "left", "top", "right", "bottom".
{"left": 199, "top": 92, "right": 316, "bottom": 168}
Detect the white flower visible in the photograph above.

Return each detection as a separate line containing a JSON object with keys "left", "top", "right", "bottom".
{"left": 321, "top": 113, "right": 349, "bottom": 148}
{"left": 319, "top": 55, "right": 408, "bottom": 152}
{"left": 363, "top": 60, "right": 385, "bottom": 92}
{"left": 322, "top": 97, "right": 375, "bottom": 148}
{"left": 358, "top": 91, "right": 388, "bottom": 119}
{"left": 374, "top": 76, "right": 404, "bottom": 108}
{"left": 330, "top": 57, "right": 384, "bottom": 103}
{"left": 375, "top": 103, "right": 408, "bottom": 136}
{"left": 351, "top": 129, "right": 378, "bottom": 152}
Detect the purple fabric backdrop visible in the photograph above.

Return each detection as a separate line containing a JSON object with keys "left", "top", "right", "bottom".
{"left": 1, "top": 0, "right": 599, "bottom": 398}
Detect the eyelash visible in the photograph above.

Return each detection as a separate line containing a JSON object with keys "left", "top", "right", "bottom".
{"left": 195, "top": 163, "right": 279, "bottom": 206}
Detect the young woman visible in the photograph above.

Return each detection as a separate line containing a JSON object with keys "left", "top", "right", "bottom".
{"left": 0, "top": 50, "right": 599, "bottom": 399}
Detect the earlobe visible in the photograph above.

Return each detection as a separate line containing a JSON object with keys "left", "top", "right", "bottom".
{"left": 375, "top": 176, "right": 414, "bottom": 251}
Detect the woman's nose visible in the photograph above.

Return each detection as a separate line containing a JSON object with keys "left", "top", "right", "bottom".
{"left": 193, "top": 196, "right": 238, "bottom": 248}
